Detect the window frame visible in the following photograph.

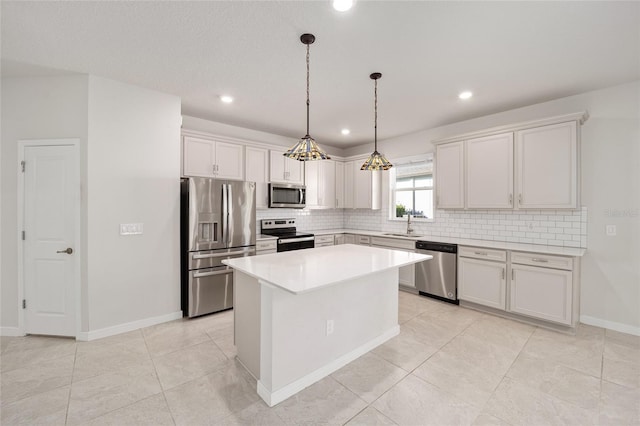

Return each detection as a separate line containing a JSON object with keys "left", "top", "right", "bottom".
{"left": 388, "top": 154, "right": 435, "bottom": 222}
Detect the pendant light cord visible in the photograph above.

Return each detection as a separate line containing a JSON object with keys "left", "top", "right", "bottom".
{"left": 374, "top": 78, "right": 378, "bottom": 151}
{"left": 306, "top": 43, "right": 310, "bottom": 136}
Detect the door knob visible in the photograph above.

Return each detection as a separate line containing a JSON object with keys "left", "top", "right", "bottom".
{"left": 56, "top": 248, "right": 73, "bottom": 255}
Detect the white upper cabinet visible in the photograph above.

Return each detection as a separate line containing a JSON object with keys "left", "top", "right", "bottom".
{"left": 304, "top": 160, "right": 336, "bottom": 209}
{"left": 335, "top": 161, "right": 345, "bottom": 208}
{"left": 342, "top": 160, "right": 381, "bottom": 210}
{"left": 515, "top": 121, "right": 578, "bottom": 209}
{"left": 466, "top": 133, "right": 514, "bottom": 209}
{"left": 343, "top": 161, "right": 354, "bottom": 209}
{"left": 183, "top": 136, "right": 244, "bottom": 180}
{"left": 269, "top": 151, "right": 304, "bottom": 185}
{"left": 435, "top": 141, "right": 465, "bottom": 209}
{"left": 245, "top": 146, "right": 269, "bottom": 209}
{"left": 433, "top": 113, "right": 585, "bottom": 210}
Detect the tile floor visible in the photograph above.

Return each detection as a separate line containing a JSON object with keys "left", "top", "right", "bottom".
{"left": 1, "top": 291, "right": 639, "bottom": 425}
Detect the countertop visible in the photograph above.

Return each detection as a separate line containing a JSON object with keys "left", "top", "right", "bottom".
{"left": 222, "top": 244, "right": 431, "bottom": 294}
{"left": 304, "top": 229, "right": 586, "bottom": 257}
{"left": 256, "top": 234, "right": 278, "bottom": 241}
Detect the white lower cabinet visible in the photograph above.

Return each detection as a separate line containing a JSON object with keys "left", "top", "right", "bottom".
{"left": 256, "top": 239, "right": 277, "bottom": 256}
{"left": 314, "top": 234, "right": 335, "bottom": 248}
{"left": 356, "top": 235, "right": 371, "bottom": 246}
{"left": 509, "top": 262, "right": 573, "bottom": 325}
{"left": 458, "top": 256, "right": 506, "bottom": 310}
{"left": 459, "top": 246, "right": 578, "bottom": 327}
{"left": 371, "top": 237, "right": 416, "bottom": 288}
{"left": 334, "top": 234, "right": 345, "bottom": 245}
{"left": 343, "top": 234, "right": 356, "bottom": 244}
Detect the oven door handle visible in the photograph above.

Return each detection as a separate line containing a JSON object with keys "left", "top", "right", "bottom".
{"left": 193, "top": 269, "right": 233, "bottom": 278}
{"left": 279, "top": 236, "right": 315, "bottom": 244}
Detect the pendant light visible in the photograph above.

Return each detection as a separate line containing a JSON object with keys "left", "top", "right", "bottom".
{"left": 284, "top": 33, "right": 331, "bottom": 161}
{"left": 361, "top": 72, "right": 392, "bottom": 171}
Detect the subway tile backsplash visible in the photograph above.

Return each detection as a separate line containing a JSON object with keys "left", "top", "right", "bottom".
{"left": 257, "top": 207, "right": 587, "bottom": 248}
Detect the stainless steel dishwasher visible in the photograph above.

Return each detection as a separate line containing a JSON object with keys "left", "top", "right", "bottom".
{"left": 415, "top": 241, "right": 459, "bottom": 304}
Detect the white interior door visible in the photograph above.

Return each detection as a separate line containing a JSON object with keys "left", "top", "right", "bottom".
{"left": 23, "top": 143, "right": 79, "bottom": 336}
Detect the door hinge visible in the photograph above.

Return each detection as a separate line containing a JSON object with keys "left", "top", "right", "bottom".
{"left": 22, "top": 299, "right": 26, "bottom": 309}
{"left": 21, "top": 161, "right": 25, "bottom": 173}
{"left": 22, "top": 231, "right": 25, "bottom": 241}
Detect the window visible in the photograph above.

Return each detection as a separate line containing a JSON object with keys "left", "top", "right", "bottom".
{"left": 390, "top": 156, "right": 434, "bottom": 220}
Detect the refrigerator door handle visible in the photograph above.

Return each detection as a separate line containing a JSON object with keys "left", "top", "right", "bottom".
{"left": 222, "top": 183, "right": 229, "bottom": 247}
{"left": 227, "top": 183, "right": 233, "bottom": 246}
{"left": 192, "top": 247, "right": 255, "bottom": 259}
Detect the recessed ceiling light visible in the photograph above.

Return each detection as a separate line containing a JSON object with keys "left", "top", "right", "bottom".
{"left": 220, "top": 95, "right": 234, "bottom": 104}
{"left": 333, "top": 0, "right": 354, "bottom": 12}
{"left": 341, "top": 129, "right": 351, "bottom": 135}
{"left": 458, "top": 91, "right": 473, "bottom": 100}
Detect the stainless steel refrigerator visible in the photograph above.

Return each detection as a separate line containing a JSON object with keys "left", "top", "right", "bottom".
{"left": 181, "top": 177, "right": 256, "bottom": 317}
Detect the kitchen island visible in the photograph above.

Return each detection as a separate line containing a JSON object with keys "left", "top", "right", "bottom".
{"left": 222, "top": 244, "right": 431, "bottom": 406}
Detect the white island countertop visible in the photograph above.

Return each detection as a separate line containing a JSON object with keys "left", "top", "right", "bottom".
{"left": 223, "top": 244, "right": 431, "bottom": 294}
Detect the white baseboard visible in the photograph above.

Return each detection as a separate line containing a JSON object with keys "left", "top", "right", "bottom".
{"left": 257, "top": 325, "right": 400, "bottom": 407}
{"left": 0, "top": 327, "right": 25, "bottom": 337}
{"left": 76, "top": 310, "right": 183, "bottom": 341}
{"left": 580, "top": 315, "right": 640, "bottom": 337}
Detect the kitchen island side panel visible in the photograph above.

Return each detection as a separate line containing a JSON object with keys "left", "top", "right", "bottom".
{"left": 233, "top": 271, "right": 261, "bottom": 379}
{"left": 264, "top": 269, "right": 398, "bottom": 391}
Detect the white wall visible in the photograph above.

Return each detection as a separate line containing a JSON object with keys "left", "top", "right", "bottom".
{"left": 1, "top": 75, "right": 89, "bottom": 333}
{"left": 1, "top": 74, "right": 182, "bottom": 337}
{"left": 350, "top": 81, "right": 639, "bottom": 333}
{"left": 86, "top": 76, "right": 182, "bottom": 332}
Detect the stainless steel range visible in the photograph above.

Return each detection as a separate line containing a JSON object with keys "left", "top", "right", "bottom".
{"left": 261, "top": 219, "right": 314, "bottom": 252}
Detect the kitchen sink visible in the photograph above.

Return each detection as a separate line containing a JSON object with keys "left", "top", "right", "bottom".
{"left": 383, "top": 233, "right": 423, "bottom": 238}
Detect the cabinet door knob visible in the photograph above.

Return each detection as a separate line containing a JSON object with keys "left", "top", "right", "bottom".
{"left": 509, "top": 194, "right": 513, "bottom": 205}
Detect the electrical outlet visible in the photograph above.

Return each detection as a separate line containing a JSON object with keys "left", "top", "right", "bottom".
{"left": 326, "top": 319, "right": 334, "bottom": 336}
{"left": 606, "top": 225, "right": 617, "bottom": 236}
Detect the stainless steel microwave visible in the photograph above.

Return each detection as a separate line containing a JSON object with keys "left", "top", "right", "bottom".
{"left": 269, "top": 183, "right": 306, "bottom": 208}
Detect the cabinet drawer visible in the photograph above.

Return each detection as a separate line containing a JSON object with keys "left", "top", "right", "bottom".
{"left": 256, "top": 240, "right": 277, "bottom": 252}
{"left": 357, "top": 235, "right": 371, "bottom": 245}
{"left": 459, "top": 246, "right": 507, "bottom": 262}
{"left": 370, "top": 237, "right": 415, "bottom": 250}
{"left": 511, "top": 252, "right": 573, "bottom": 271}
{"left": 315, "top": 235, "right": 334, "bottom": 245}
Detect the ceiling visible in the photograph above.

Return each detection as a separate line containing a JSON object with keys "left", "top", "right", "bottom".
{"left": 2, "top": 1, "right": 639, "bottom": 149}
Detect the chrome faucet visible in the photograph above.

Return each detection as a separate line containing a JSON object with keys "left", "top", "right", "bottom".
{"left": 406, "top": 214, "right": 413, "bottom": 235}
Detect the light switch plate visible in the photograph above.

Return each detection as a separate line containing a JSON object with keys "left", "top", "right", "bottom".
{"left": 120, "top": 223, "right": 144, "bottom": 235}
{"left": 606, "top": 225, "right": 616, "bottom": 236}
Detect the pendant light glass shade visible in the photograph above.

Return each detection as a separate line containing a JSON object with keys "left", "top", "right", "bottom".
{"left": 284, "top": 135, "right": 330, "bottom": 160}
{"left": 360, "top": 150, "right": 393, "bottom": 170}
{"left": 361, "top": 72, "right": 392, "bottom": 171}
{"left": 284, "top": 33, "right": 330, "bottom": 161}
